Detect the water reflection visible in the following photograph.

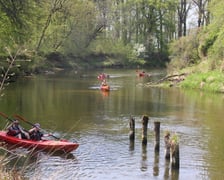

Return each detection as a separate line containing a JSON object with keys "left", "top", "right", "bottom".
{"left": 1, "top": 145, "right": 78, "bottom": 180}
{"left": 164, "top": 159, "right": 170, "bottom": 179}
{"left": 1, "top": 69, "right": 224, "bottom": 179}
{"left": 171, "top": 169, "right": 179, "bottom": 180}
{"left": 141, "top": 144, "right": 147, "bottom": 171}
{"left": 153, "top": 152, "right": 159, "bottom": 176}
{"left": 129, "top": 139, "right": 135, "bottom": 151}
{"left": 100, "top": 90, "right": 110, "bottom": 97}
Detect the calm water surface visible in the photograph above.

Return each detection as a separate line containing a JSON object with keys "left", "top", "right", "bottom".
{"left": 1, "top": 69, "right": 224, "bottom": 180}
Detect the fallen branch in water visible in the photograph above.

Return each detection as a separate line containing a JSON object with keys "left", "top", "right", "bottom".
{"left": 146, "top": 73, "right": 188, "bottom": 87}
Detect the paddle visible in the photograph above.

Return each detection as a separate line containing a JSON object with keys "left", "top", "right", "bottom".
{"left": 13, "top": 114, "right": 61, "bottom": 140}
{"left": 0, "top": 112, "right": 15, "bottom": 123}
{"left": 0, "top": 112, "right": 29, "bottom": 135}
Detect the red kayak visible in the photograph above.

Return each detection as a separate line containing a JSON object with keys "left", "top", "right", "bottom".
{"left": 0, "top": 131, "right": 79, "bottom": 153}
{"left": 100, "top": 85, "right": 110, "bottom": 91}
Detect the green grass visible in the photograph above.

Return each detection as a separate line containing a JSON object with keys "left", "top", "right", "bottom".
{"left": 170, "top": 134, "right": 179, "bottom": 144}
{"left": 180, "top": 71, "right": 224, "bottom": 93}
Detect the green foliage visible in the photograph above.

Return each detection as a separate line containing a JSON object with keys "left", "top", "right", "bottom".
{"left": 196, "top": 0, "right": 224, "bottom": 71}
{"left": 90, "top": 37, "right": 144, "bottom": 66}
{"left": 198, "top": 28, "right": 218, "bottom": 57}
{"left": 181, "top": 71, "right": 224, "bottom": 93}
{"left": 0, "top": 0, "right": 38, "bottom": 54}
{"left": 167, "top": 0, "right": 224, "bottom": 77}
{"left": 0, "top": 0, "right": 179, "bottom": 70}
{"left": 209, "top": 26, "right": 224, "bottom": 60}
{"left": 171, "top": 133, "right": 179, "bottom": 144}
{"left": 167, "top": 32, "right": 200, "bottom": 73}
{"left": 62, "top": 0, "right": 99, "bottom": 56}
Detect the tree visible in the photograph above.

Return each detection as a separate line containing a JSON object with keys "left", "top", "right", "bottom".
{"left": 35, "top": 0, "right": 71, "bottom": 52}
{"left": 0, "top": 0, "right": 37, "bottom": 53}
{"left": 177, "top": 0, "right": 191, "bottom": 37}
{"left": 192, "top": 0, "right": 210, "bottom": 27}
{"left": 62, "top": 0, "right": 102, "bottom": 55}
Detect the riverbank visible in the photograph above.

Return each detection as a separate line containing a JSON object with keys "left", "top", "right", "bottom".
{"left": 147, "top": 70, "right": 224, "bottom": 94}
{"left": 180, "top": 71, "right": 224, "bottom": 93}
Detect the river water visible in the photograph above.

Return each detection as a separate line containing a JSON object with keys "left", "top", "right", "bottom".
{"left": 0, "top": 69, "right": 224, "bottom": 180}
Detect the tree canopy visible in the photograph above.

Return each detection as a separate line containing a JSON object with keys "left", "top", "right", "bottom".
{"left": 168, "top": 0, "right": 224, "bottom": 74}
{"left": 0, "top": 0, "right": 223, "bottom": 71}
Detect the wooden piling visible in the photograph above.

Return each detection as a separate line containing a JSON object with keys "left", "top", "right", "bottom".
{"left": 170, "top": 139, "right": 180, "bottom": 169}
{"left": 164, "top": 131, "right": 171, "bottom": 159}
{"left": 154, "top": 121, "right": 160, "bottom": 152}
{"left": 129, "top": 117, "right": 135, "bottom": 141}
{"left": 142, "top": 115, "right": 149, "bottom": 145}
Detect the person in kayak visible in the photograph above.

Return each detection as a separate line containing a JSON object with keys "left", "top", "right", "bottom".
{"left": 6, "top": 119, "right": 30, "bottom": 139}
{"left": 101, "top": 79, "right": 107, "bottom": 86}
{"left": 28, "top": 123, "right": 43, "bottom": 141}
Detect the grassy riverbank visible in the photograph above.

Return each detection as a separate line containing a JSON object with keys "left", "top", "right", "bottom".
{"left": 180, "top": 71, "right": 224, "bottom": 93}
{"left": 148, "top": 68, "right": 224, "bottom": 94}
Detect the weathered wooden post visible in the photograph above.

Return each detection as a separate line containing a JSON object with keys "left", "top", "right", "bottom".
{"left": 154, "top": 121, "right": 160, "bottom": 152}
{"left": 170, "top": 135, "right": 180, "bottom": 169}
{"left": 129, "top": 117, "right": 135, "bottom": 151}
{"left": 164, "top": 131, "right": 171, "bottom": 159}
{"left": 142, "top": 115, "right": 149, "bottom": 145}
{"left": 129, "top": 117, "right": 135, "bottom": 141}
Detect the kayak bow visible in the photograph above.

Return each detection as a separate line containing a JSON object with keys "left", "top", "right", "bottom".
{"left": 100, "top": 85, "right": 110, "bottom": 91}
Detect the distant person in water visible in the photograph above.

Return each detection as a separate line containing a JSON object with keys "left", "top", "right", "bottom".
{"left": 101, "top": 79, "right": 107, "bottom": 86}
{"left": 6, "top": 119, "right": 30, "bottom": 139}
{"left": 29, "top": 123, "right": 43, "bottom": 141}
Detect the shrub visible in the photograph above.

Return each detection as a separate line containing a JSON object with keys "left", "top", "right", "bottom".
{"left": 167, "top": 31, "right": 200, "bottom": 73}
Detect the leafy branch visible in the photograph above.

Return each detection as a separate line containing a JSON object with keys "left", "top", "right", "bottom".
{"left": 0, "top": 47, "right": 20, "bottom": 94}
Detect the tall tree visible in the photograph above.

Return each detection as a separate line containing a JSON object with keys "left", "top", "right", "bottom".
{"left": 192, "top": 0, "right": 210, "bottom": 27}
{"left": 0, "top": 0, "right": 37, "bottom": 51}
{"left": 177, "top": 0, "right": 191, "bottom": 37}
{"left": 35, "top": 0, "right": 68, "bottom": 52}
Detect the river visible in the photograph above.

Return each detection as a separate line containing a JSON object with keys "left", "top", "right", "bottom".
{"left": 0, "top": 69, "right": 224, "bottom": 180}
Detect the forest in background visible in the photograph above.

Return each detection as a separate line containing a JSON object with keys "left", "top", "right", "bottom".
{"left": 0, "top": 0, "right": 223, "bottom": 77}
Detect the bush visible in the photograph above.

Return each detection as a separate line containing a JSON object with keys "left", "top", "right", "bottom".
{"left": 167, "top": 32, "right": 200, "bottom": 73}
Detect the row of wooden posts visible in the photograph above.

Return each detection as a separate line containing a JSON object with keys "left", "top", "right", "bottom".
{"left": 129, "top": 115, "right": 180, "bottom": 169}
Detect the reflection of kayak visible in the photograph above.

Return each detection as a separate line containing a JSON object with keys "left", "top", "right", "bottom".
{"left": 100, "top": 85, "right": 110, "bottom": 91}
{"left": 0, "top": 131, "right": 79, "bottom": 153}
{"left": 101, "top": 90, "right": 109, "bottom": 97}
{"left": 137, "top": 72, "right": 150, "bottom": 77}
{"left": 138, "top": 72, "right": 145, "bottom": 77}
